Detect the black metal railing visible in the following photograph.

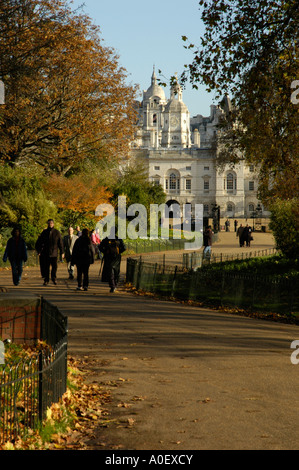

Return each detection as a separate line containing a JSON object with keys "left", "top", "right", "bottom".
{"left": 0, "top": 298, "right": 68, "bottom": 445}
{"left": 126, "top": 258, "right": 299, "bottom": 316}
{"left": 182, "top": 248, "right": 277, "bottom": 269}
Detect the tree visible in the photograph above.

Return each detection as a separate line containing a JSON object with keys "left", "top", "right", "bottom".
{"left": 0, "top": 0, "right": 137, "bottom": 174}
{"left": 0, "top": 165, "right": 58, "bottom": 247}
{"left": 45, "top": 174, "right": 112, "bottom": 227}
{"left": 111, "top": 161, "right": 166, "bottom": 214}
{"left": 269, "top": 199, "right": 299, "bottom": 259}
{"left": 181, "top": 0, "right": 299, "bottom": 202}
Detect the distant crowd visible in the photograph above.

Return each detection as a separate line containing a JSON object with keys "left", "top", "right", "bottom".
{"left": 2, "top": 218, "right": 255, "bottom": 289}
{"left": 2, "top": 219, "right": 125, "bottom": 293}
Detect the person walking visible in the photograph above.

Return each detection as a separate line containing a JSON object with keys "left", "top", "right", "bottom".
{"left": 203, "top": 225, "right": 213, "bottom": 260}
{"left": 236, "top": 224, "right": 244, "bottom": 247}
{"left": 35, "top": 219, "right": 64, "bottom": 285}
{"left": 63, "top": 226, "right": 78, "bottom": 279}
{"left": 243, "top": 224, "right": 251, "bottom": 247}
{"left": 90, "top": 229, "right": 101, "bottom": 258}
{"left": 99, "top": 232, "right": 126, "bottom": 293}
{"left": 71, "top": 228, "right": 95, "bottom": 291}
{"left": 3, "top": 227, "right": 28, "bottom": 286}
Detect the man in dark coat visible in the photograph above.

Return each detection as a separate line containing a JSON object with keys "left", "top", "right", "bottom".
{"left": 99, "top": 233, "right": 126, "bottom": 293}
{"left": 236, "top": 224, "right": 244, "bottom": 247}
{"left": 3, "top": 227, "right": 28, "bottom": 286}
{"left": 71, "top": 228, "right": 95, "bottom": 291}
{"left": 203, "top": 225, "right": 213, "bottom": 259}
{"left": 35, "top": 219, "right": 64, "bottom": 285}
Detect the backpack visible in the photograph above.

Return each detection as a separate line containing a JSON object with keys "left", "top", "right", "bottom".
{"left": 106, "top": 239, "right": 120, "bottom": 259}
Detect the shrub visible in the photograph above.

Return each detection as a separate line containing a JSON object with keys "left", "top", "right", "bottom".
{"left": 269, "top": 199, "right": 299, "bottom": 259}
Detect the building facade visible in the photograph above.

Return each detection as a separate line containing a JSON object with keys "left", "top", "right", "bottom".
{"left": 130, "top": 68, "right": 265, "bottom": 225}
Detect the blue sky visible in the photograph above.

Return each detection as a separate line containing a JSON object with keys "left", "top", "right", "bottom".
{"left": 70, "top": 0, "right": 215, "bottom": 117}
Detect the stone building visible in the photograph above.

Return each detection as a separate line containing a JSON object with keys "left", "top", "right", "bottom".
{"left": 130, "top": 68, "right": 267, "bottom": 228}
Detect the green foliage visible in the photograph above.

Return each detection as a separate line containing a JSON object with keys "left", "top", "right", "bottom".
{"left": 110, "top": 161, "right": 166, "bottom": 214}
{"left": 0, "top": 165, "right": 59, "bottom": 248}
{"left": 181, "top": 0, "right": 299, "bottom": 202}
{"left": 200, "top": 254, "right": 299, "bottom": 280}
{"left": 59, "top": 209, "right": 95, "bottom": 232}
{"left": 269, "top": 199, "right": 299, "bottom": 259}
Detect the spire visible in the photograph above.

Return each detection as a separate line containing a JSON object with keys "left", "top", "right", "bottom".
{"left": 151, "top": 65, "right": 157, "bottom": 85}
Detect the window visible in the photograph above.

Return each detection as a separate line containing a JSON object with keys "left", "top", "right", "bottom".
{"left": 249, "top": 165, "right": 254, "bottom": 172}
{"left": 166, "top": 172, "right": 180, "bottom": 192}
{"left": 186, "top": 166, "right": 191, "bottom": 171}
{"left": 227, "top": 203, "right": 233, "bottom": 212}
{"left": 154, "top": 166, "right": 160, "bottom": 171}
{"left": 248, "top": 203, "right": 255, "bottom": 212}
{"left": 225, "top": 172, "right": 237, "bottom": 191}
{"left": 204, "top": 166, "right": 210, "bottom": 171}
{"left": 153, "top": 114, "right": 157, "bottom": 124}
{"left": 249, "top": 181, "right": 254, "bottom": 191}
{"left": 170, "top": 173, "right": 177, "bottom": 190}
{"left": 204, "top": 204, "right": 209, "bottom": 213}
{"left": 227, "top": 173, "right": 234, "bottom": 190}
{"left": 204, "top": 180, "right": 209, "bottom": 191}
{"left": 153, "top": 179, "right": 160, "bottom": 186}
{"left": 186, "top": 179, "right": 191, "bottom": 190}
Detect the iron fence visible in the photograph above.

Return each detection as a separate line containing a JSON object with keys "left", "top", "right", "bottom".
{"left": 126, "top": 258, "right": 299, "bottom": 316}
{"left": 0, "top": 298, "right": 68, "bottom": 445}
{"left": 182, "top": 248, "right": 277, "bottom": 269}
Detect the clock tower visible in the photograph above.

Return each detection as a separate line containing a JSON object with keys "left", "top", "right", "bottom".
{"left": 161, "top": 77, "right": 191, "bottom": 148}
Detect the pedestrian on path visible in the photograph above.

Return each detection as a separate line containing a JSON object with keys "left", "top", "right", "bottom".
{"left": 63, "top": 226, "right": 78, "bottom": 280}
{"left": 2, "top": 227, "right": 28, "bottom": 286}
{"left": 236, "top": 224, "right": 244, "bottom": 247}
{"left": 225, "top": 219, "right": 230, "bottom": 232}
{"left": 99, "top": 231, "right": 126, "bottom": 293}
{"left": 90, "top": 228, "right": 101, "bottom": 259}
{"left": 203, "top": 225, "right": 213, "bottom": 259}
{"left": 35, "top": 219, "right": 64, "bottom": 285}
{"left": 71, "top": 228, "right": 95, "bottom": 291}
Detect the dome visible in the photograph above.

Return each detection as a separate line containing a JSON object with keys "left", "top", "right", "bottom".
{"left": 165, "top": 99, "right": 188, "bottom": 113}
{"left": 143, "top": 68, "right": 166, "bottom": 102}
{"left": 164, "top": 76, "right": 189, "bottom": 113}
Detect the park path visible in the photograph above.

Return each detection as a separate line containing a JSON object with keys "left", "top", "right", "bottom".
{"left": 1, "top": 232, "right": 299, "bottom": 450}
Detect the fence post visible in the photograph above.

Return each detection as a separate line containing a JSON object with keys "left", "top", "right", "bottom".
{"left": 38, "top": 351, "right": 44, "bottom": 422}
{"left": 136, "top": 258, "right": 142, "bottom": 291}
{"left": 171, "top": 266, "right": 177, "bottom": 297}
{"left": 152, "top": 263, "right": 158, "bottom": 292}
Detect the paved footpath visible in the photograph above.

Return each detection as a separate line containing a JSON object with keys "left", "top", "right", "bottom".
{"left": 1, "top": 232, "right": 299, "bottom": 450}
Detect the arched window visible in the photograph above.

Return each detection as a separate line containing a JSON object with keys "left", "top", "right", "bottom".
{"left": 225, "top": 172, "right": 237, "bottom": 192}
{"left": 227, "top": 173, "right": 234, "bottom": 190}
{"left": 169, "top": 173, "right": 177, "bottom": 190}
{"left": 248, "top": 203, "right": 255, "bottom": 213}
{"left": 165, "top": 171, "right": 180, "bottom": 192}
